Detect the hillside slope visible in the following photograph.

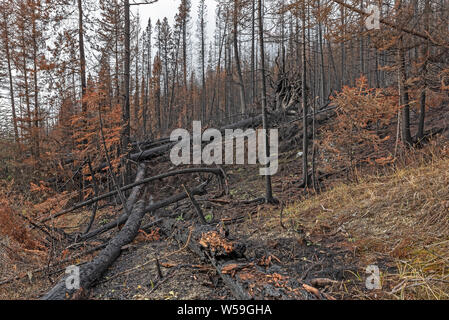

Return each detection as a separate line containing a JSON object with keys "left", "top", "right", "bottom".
{"left": 273, "top": 143, "right": 449, "bottom": 299}
{"left": 1, "top": 134, "right": 448, "bottom": 300}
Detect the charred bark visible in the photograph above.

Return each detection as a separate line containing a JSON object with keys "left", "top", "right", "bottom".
{"left": 42, "top": 200, "right": 146, "bottom": 300}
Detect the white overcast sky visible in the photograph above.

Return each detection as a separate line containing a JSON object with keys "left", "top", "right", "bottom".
{"left": 134, "top": 0, "right": 217, "bottom": 41}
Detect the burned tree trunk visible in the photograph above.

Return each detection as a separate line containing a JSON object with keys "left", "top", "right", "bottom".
{"left": 42, "top": 200, "right": 146, "bottom": 300}
{"left": 78, "top": 182, "right": 208, "bottom": 241}
{"left": 159, "top": 218, "right": 250, "bottom": 299}
{"left": 42, "top": 168, "right": 221, "bottom": 223}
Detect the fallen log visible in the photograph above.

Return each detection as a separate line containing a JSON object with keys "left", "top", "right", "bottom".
{"left": 41, "top": 164, "right": 146, "bottom": 224}
{"left": 77, "top": 182, "right": 209, "bottom": 242}
{"left": 182, "top": 184, "right": 208, "bottom": 225}
{"left": 59, "top": 103, "right": 330, "bottom": 180}
{"left": 128, "top": 111, "right": 278, "bottom": 163}
{"left": 129, "top": 104, "right": 334, "bottom": 163}
{"left": 41, "top": 167, "right": 222, "bottom": 223}
{"left": 41, "top": 200, "right": 147, "bottom": 300}
{"left": 131, "top": 136, "right": 171, "bottom": 151}
{"left": 158, "top": 218, "right": 250, "bottom": 299}
{"left": 123, "top": 164, "right": 146, "bottom": 210}
{"left": 130, "top": 115, "right": 264, "bottom": 161}
{"left": 74, "top": 164, "right": 146, "bottom": 241}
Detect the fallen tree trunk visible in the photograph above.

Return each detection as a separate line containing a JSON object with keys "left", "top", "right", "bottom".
{"left": 41, "top": 164, "right": 146, "bottom": 224}
{"left": 123, "top": 164, "right": 146, "bottom": 210}
{"left": 128, "top": 110, "right": 285, "bottom": 163}
{"left": 57, "top": 103, "right": 329, "bottom": 180}
{"left": 77, "top": 182, "right": 209, "bottom": 242}
{"left": 158, "top": 218, "right": 251, "bottom": 299}
{"left": 129, "top": 104, "right": 334, "bottom": 163}
{"left": 41, "top": 200, "right": 146, "bottom": 300}
{"left": 41, "top": 167, "right": 222, "bottom": 223}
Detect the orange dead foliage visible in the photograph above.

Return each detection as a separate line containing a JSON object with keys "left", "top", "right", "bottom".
{"left": 302, "top": 284, "right": 321, "bottom": 299}
{"left": 199, "top": 231, "right": 234, "bottom": 254}
{"left": 321, "top": 76, "right": 398, "bottom": 173}
{"left": 136, "top": 228, "right": 161, "bottom": 242}
{"left": 221, "top": 263, "right": 254, "bottom": 277}
{"left": 0, "top": 201, "right": 41, "bottom": 251}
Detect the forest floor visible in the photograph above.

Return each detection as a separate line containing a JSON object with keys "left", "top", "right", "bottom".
{"left": 1, "top": 105, "right": 448, "bottom": 300}
{"left": 88, "top": 142, "right": 449, "bottom": 300}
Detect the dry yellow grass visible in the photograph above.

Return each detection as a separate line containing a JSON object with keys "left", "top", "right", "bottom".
{"left": 275, "top": 140, "right": 449, "bottom": 299}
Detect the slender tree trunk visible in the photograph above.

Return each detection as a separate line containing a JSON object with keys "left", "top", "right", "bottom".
{"left": 142, "top": 49, "right": 147, "bottom": 137}
{"left": 182, "top": 11, "right": 188, "bottom": 124}
{"left": 2, "top": 11, "right": 19, "bottom": 143}
{"left": 200, "top": 12, "right": 206, "bottom": 122}
{"left": 375, "top": 48, "right": 380, "bottom": 88}
{"left": 302, "top": 1, "right": 309, "bottom": 190}
{"left": 156, "top": 82, "right": 161, "bottom": 131}
{"left": 233, "top": 0, "right": 247, "bottom": 118}
{"left": 20, "top": 25, "right": 33, "bottom": 157}
{"left": 122, "top": 0, "right": 131, "bottom": 183}
{"left": 359, "top": 0, "right": 364, "bottom": 77}
{"left": 134, "top": 25, "right": 140, "bottom": 134}
{"left": 251, "top": 0, "right": 256, "bottom": 104}
{"left": 168, "top": 34, "right": 180, "bottom": 127}
{"left": 78, "top": 0, "right": 87, "bottom": 113}
{"left": 115, "top": 21, "right": 120, "bottom": 105}
{"left": 123, "top": 0, "right": 131, "bottom": 154}
{"left": 318, "top": 0, "right": 326, "bottom": 106}
{"left": 211, "top": 12, "right": 226, "bottom": 118}
{"left": 327, "top": 37, "right": 338, "bottom": 93}
{"left": 397, "top": 41, "right": 413, "bottom": 146}
{"left": 340, "top": 5, "right": 345, "bottom": 89}
{"left": 258, "top": 0, "right": 274, "bottom": 203}
{"left": 225, "top": 35, "right": 232, "bottom": 120}
{"left": 31, "top": 3, "right": 40, "bottom": 160}
{"left": 144, "top": 20, "right": 152, "bottom": 136}
{"left": 417, "top": 0, "right": 430, "bottom": 140}
{"left": 163, "top": 45, "right": 169, "bottom": 129}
